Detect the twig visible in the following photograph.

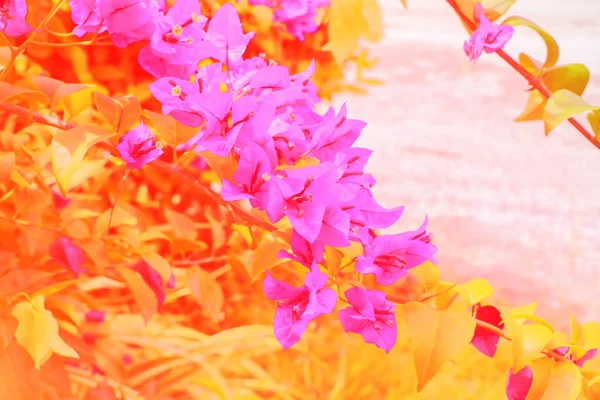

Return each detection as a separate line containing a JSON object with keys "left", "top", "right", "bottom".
{"left": 0, "top": 103, "right": 76, "bottom": 130}
{"left": 445, "top": 0, "right": 600, "bottom": 151}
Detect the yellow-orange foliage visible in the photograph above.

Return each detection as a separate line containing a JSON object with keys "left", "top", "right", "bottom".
{"left": 0, "top": 1, "right": 599, "bottom": 399}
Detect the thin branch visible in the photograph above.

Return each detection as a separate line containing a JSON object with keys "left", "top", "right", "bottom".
{"left": 445, "top": 0, "right": 600, "bottom": 151}
{"left": 0, "top": 103, "right": 76, "bottom": 129}
{"left": 152, "top": 160, "right": 277, "bottom": 232}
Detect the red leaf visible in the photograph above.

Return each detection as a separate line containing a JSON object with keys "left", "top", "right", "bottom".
{"left": 471, "top": 304, "right": 504, "bottom": 357}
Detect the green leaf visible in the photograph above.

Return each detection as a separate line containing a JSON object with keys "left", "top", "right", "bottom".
{"left": 543, "top": 89, "right": 600, "bottom": 135}
{"left": 503, "top": 17, "right": 559, "bottom": 69}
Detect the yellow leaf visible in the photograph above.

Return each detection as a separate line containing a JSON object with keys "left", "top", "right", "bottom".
{"left": 12, "top": 296, "right": 79, "bottom": 369}
{"left": 504, "top": 315, "right": 553, "bottom": 372}
{"left": 144, "top": 110, "right": 200, "bottom": 147}
{"left": 587, "top": 110, "right": 600, "bottom": 140}
{"left": 571, "top": 315, "right": 585, "bottom": 346}
{"left": 454, "top": 278, "right": 494, "bottom": 306}
{"left": 95, "top": 206, "right": 138, "bottom": 235}
{"left": 456, "top": 0, "right": 516, "bottom": 24}
{"left": 401, "top": 302, "right": 476, "bottom": 391}
{"left": 51, "top": 125, "right": 115, "bottom": 196}
{"left": 187, "top": 266, "right": 224, "bottom": 323}
{"left": 526, "top": 357, "right": 554, "bottom": 400}
{"left": 251, "top": 229, "right": 293, "bottom": 281}
{"left": 200, "top": 150, "right": 236, "bottom": 181}
{"left": 141, "top": 251, "right": 172, "bottom": 283}
{"left": 503, "top": 17, "right": 559, "bottom": 69}
{"left": 516, "top": 62, "right": 590, "bottom": 122}
{"left": 323, "top": 246, "right": 344, "bottom": 275}
{"left": 324, "top": 0, "right": 383, "bottom": 65}
{"left": 93, "top": 93, "right": 142, "bottom": 133}
{"left": 581, "top": 323, "right": 600, "bottom": 370}
{"left": 120, "top": 268, "right": 157, "bottom": 323}
{"left": 540, "top": 361, "right": 582, "bottom": 400}
{"left": 27, "top": 76, "right": 93, "bottom": 119}
{"left": 394, "top": 261, "right": 440, "bottom": 302}
{"left": 543, "top": 90, "right": 600, "bottom": 135}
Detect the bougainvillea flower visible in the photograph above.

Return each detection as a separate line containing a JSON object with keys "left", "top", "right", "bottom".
{"left": 277, "top": 229, "right": 325, "bottom": 268}
{"left": 463, "top": 3, "right": 514, "bottom": 62}
{"left": 98, "top": 0, "right": 161, "bottom": 47}
{"left": 138, "top": 46, "right": 196, "bottom": 79}
{"left": 575, "top": 348, "right": 598, "bottom": 367}
{"left": 506, "top": 366, "right": 533, "bottom": 400}
{"left": 69, "top": 0, "right": 107, "bottom": 38}
{"left": 267, "top": 163, "right": 342, "bottom": 243}
{"left": 339, "top": 287, "right": 397, "bottom": 353}
{"left": 471, "top": 305, "right": 504, "bottom": 357}
{"left": 341, "top": 188, "right": 403, "bottom": 244}
{"left": 355, "top": 218, "right": 437, "bottom": 285}
{"left": 149, "top": 77, "right": 204, "bottom": 126}
{"left": 313, "top": 205, "right": 351, "bottom": 247}
{"left": 49, "top": 237, "right": 87, "bottom": 277}
{"left": 150, "top": 0, "right": 207, "bottom": 64}
{"left": 0, "top": 0, "right": 32, "bottom": 37}
{"left": 197, "top": 3, "right": 254, "bottom": 64}
{"left": 309, "top": 104, "right": 367, "bottom": 162}
{"left": 221, "top": 142, "right": 274, "bottom": 207}
{"left": 264, "top": 266, "right": 336, "bottom": 349}
{"left": 85, "top": 310, "right": 106, "bottom": 324}
{"left": 52, "top": 189, "right": 71, "bottom": 210}
{"left": 116, "top": 123, "right": 164, "bottom": 170}
{"left": 334, "top": 148, "right": 377, "bottom": 201}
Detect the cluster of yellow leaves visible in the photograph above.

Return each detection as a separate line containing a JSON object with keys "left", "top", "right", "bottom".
{"left": 0, "top": 0, "right": 599, "bottom": 399}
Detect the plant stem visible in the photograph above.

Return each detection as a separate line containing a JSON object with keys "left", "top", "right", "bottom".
{"left": 0, "top": 0, "right": 68, "bottom": 81}
{"left": 0, "top": 103, "right": 76, "bottom": 129}
{"left": 445, "top": 0, "right": 600, "bottom": 151}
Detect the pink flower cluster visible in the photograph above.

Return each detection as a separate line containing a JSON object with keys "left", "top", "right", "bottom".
{"left": 249, "top": 0, "right": 329, "bottom": 40}
{"left": 76, "top": 1, "right": 438, "bottom": 353}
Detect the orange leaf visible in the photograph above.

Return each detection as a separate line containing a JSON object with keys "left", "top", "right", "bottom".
{"left": 28, "top": 76, "right": 93, "bottom": 118}
{"left": 120, "top": 268, "right": 158, "bottom": 323}
{"left": 51, "top": 125, "right": 115, "bottom": 196}
{"left": 251, "top": 229, "right": 293, "bottom": 281}
{"left": 0, "top": 339, "right": 41, "bottom": 400}
{"left": 164, "top": 208, "right": 197, "bottom": 241}
{"left": 401, "top": 302, "right": 476, "bottom": 391}
{"left": 144, "top": 109, "right": 200, "bottom": 147}
{"left": 187, "top": 266, "right": 224, "bottom": 323}
{"left": 0, "top": 152, "right": 14, "bottom": 183}
{"left": 141, "top": 251, "right": 173, "bottom": 284}
{"left": 93, "top": 92, "right": 142, "bottom": 133}
{"left": 0, "top": 82, "right": 48, "bottom": 106}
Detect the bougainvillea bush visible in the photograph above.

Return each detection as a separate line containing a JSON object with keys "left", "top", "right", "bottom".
{"left": 1, "top": 0, "right": 600, "bottom": 399}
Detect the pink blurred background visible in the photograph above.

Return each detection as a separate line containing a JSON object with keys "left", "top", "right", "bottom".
{"left": 332, "top": 0, "right": 600, "bottom": 327}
